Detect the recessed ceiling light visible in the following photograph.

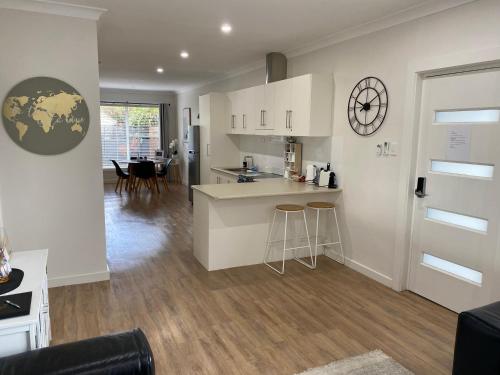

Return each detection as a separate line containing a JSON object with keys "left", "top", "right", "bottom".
{"left": 180, "top": 51, "right": 189, "bottom": 59}
{"left": 221, "top": 23, "right": 232, "bottom": 34}
{"left": 156, "top": 67, "right": 164, "bottom": 73}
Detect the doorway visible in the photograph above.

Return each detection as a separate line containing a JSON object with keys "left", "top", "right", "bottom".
{"left": 408, "top": 69, "right": 500, "bottom": 313}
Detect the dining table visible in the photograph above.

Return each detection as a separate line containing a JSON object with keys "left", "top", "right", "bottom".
{"left": 118, "top": 158, "right": 171, "bottom": 193}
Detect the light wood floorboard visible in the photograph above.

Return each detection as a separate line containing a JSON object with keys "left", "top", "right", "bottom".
{"left": 49, "top": 184, "right": 457, "bottom": 374}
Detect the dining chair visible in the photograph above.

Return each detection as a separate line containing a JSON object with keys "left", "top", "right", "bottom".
{"left": 156, "top": 158, "right": 173, "bottom": 192}
{"left": 133, "top": 161, "right": 160, "bottom": 193}
{"left": 111, "top": 160, "right": 129, "bottom": 194}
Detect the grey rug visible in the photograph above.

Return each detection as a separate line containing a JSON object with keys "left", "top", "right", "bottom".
{"left": 296, "top": 350, "right": 413, "bottom": 375}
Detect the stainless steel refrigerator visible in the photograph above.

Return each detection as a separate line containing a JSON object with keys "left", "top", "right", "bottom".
{"left": 187, "top": 125, "right": 200, "bottom": 202}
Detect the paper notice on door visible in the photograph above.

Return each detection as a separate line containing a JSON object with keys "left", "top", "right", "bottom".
{"left": 447, "top": 126, "right": 471, "bottom": 161}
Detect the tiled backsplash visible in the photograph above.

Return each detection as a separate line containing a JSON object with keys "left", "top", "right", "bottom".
{"left": 238, "top": 135, "right": 332, "bottom": 176}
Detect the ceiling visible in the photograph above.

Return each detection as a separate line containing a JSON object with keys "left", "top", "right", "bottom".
{"left": 55, "top": 0, "right": 469, "bottom": 92}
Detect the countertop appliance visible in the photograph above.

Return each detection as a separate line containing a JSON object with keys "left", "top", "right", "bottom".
{"left": 305, "top": 165, "right": 316, "bottom": 184}
{"left": 244, "top": 156, "right": 254, "bottom": 170}
{"left": 188, "top": 125, "right": 200, "bottom": 202}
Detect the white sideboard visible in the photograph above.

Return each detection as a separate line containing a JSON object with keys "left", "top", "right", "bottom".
{"left": 0, "top": 249, "right": 50, "bottom": 357}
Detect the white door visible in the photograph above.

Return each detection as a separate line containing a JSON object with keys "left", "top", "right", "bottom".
{"left": 409, "top": 70, "right": 500, "bottom": 313}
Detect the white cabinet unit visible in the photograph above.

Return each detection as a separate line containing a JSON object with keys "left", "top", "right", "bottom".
{"left": 0, "top": 249, "right": 50, "bottom": 358}
{"left": 199, "top": 93, "right": 240, "bottom": 184}
{"left": 254, "top": 83, "right": 275, "bottom": 132}
{"left": 226, "top": 74, "right": 332, "bottom": 137}
{"left": 211, "top": 171, "right": 238, "bottom": 184}
{"left": 228, "top": 88, "right": 255, "bottom": 134}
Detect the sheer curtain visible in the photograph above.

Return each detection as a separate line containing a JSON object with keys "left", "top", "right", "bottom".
{"left": 160, "top": 103, "right": 170, "bottom": 154}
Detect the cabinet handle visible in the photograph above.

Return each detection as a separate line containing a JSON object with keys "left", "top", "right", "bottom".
{"left": 289, "top": 110, "right": 292, "bottom": 130}
{"left": 243, "top": 114, "right": 246, "bottom": 129}
{"left": 262, "top": 110, "right": 266, "bottom": 127}
{"left": 285, "top": 111, "right": 289, "bottom": 129}
{"left": 206, "top": 144, "right": 210, "bottom": 156}
{"left": 231, "top": 115, "right": 236, "bottom": 128}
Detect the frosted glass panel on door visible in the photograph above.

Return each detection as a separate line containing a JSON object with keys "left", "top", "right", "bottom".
{"left": 435, "top": 109, "right": 500, "bottom": 123}
{"left": 422, "top": 253, "right": 483, "bottom": 285}
{"left": 430, "top": 160, "right": 494, "bottom": 178}
{"left": 426, "top": 207, "right": 488, "bottom": 233}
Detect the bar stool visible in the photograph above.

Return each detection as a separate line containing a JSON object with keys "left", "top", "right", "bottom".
{"left": 306, "top": 202, "right": 344, "bottom": 267}
{"left": 264, "top": 204, "right": 315, "bottom": 274}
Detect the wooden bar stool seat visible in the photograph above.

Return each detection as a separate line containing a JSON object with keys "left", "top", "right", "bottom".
{"left": 307, "top": 201, "right": 344, "bottom": 267}
{"left": 307, "top": 202, "right": 335, "bottom": 209}
{"left": 276, "top": 204, "right": 304, "bottom": 212}
{"left": 264, "top": 204, "right": 314, "bottom": 275}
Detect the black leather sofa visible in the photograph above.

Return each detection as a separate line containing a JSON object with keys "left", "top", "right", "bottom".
{"left": 0, "top": 328, "right": 155, "bottom": 375}
{"left": 453, "top": 301, "right": 500, "bottom": 374}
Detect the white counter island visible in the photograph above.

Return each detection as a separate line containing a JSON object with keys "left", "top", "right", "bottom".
{"left": 192, "top": 179, "right": 342, "bottom": 271}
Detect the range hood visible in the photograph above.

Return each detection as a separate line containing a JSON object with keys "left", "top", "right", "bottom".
{"left": 266, "top": 52, "right": 287, "bottom": 83}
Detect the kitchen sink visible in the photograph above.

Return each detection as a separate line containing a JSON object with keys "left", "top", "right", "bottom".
{"left": 225, "top": 168, "right": 255, "bottom": 173}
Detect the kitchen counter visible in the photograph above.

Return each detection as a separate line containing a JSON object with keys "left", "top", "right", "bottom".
{"left": 211, "top": 166, "right": 282, "bottom": 179}
{"left": 192, "top": 179, "right": 341, "bottom": 200}
{"left": 192, "top": 179, "right": 342, "bottom": 271}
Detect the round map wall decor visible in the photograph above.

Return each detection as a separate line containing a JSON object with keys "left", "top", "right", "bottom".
{"left": 2, "top": 77, "right": 89, "bottom": 155}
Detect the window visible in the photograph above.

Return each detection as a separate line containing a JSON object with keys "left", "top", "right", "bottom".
{"left": 434, "top": 109, "right": 500, "bottom": 123}
{"left": 100, "top": 103, "right": 161, "bottom": 168}
{"left": 430, "top": 160, "right": 494, "bottom": 178}
{"left": 422, "top": 253, "right": 482, "bottom": 285}
{"left": 426, "top": 207, "right": 488, "bottom": 233}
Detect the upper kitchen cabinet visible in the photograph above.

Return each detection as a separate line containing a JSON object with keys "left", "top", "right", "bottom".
{"left": 225, "top": 73, "right": 332, "bottom": 137}
{"left": 254, "top": 83, "right": 275, "bottom": 132}
{"left": 274, "top": 74, "right": 332, "bottom": 136}
{"left": 228, "top": 87, "right": 256, "bottom": 134}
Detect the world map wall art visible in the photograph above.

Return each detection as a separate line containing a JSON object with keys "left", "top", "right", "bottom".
{"left": 2, "top": 77, "right": 89, "bottom": 155}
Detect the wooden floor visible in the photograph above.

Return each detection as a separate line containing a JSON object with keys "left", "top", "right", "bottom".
{"left": 49, "top": 184, "right": 458, "bottom": 374}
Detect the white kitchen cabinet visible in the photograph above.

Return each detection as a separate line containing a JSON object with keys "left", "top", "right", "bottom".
{"left": 199, "top": 93, "right": 241, "bottom": 184}
{"left": 274, "top": 74, "right": 332, "bottom": 136}
{"left": 228, "top": 88, "right": 255, "bottom": 134}
{"left": 211, "top": 171, "right": 238, "bottom": 184}
{"left": 273, "top": 79, "right": 292, "bottom": 134}
{"left": 254, "top": 83, "right": 275, "bottom": 132}
{"left": 225, "top": 74, "right": 332, "bottom": 137}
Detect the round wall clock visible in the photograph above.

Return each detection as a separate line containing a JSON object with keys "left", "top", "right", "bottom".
{"left": 347, "top": 76, "right": 388, "bottom": 136}
{"left": 2, "top": 77, "right": 89, "bottom": 155}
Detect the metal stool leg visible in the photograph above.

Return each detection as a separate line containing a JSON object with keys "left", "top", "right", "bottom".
{"left": 313, "top": 208, "right": 320, "bottom": 267}
{"left": 264, "top": 210, "right": 287, "bottom": 275}
{"left": 293, "top": 210, "right": 315, "bottom": 269}
{"left": 332, "top": 207, "right": 345, "bottom": 264}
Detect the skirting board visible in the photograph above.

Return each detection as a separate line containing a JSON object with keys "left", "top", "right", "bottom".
{"left": 326, "top": 253, "right": 393, "bottom": 288}
{"left": 48, "top": 266, "right": 110, "bottom": 288}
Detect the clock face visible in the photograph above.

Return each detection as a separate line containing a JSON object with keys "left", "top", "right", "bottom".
{"left": 348, "top": 76, "right": 388, "bottom": 136}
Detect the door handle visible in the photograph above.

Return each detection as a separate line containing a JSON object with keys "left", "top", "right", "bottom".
{"left": 415, "top": 177, "right": 427, "bottom": 198}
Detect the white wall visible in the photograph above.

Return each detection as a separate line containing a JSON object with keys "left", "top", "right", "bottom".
{"left": 0, "top": 9, "right": 109, "bottom": 287}
{"left": 100, "top": 88, "right": 177, "bottom": 183}
{"left": 177, "top": 0, "right": 500, "bottom": 287}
